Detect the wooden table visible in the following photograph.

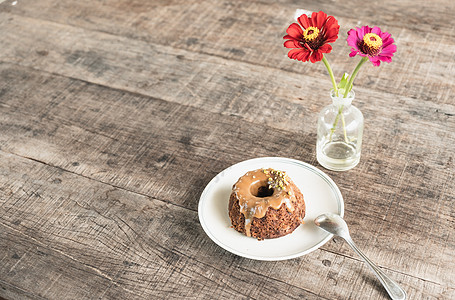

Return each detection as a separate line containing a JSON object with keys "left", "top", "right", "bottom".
{"left": 0, "top": 0, "right": 454, "bottom": 299}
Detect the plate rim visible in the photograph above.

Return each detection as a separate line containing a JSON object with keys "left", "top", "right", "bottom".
{"left": 198, "top": 156, "right": 344, "bottom": 261}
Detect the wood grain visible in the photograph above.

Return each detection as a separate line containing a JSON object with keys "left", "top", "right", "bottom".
{"left": 0, "top": 0, "right": 454, "bottom": 299}
{"left": 1, "top": 150, "right": 452, "bottom": 299}
{"left": 2, "top": 0, "right": 454, "bottom": 105}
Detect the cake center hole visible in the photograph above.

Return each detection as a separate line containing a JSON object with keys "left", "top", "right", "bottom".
{"left": 250, "top": 181, "right": 274, "bottom": 197}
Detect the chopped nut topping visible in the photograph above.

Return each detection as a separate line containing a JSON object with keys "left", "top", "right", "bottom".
{"left": 265, "top": 168, "right": 289, "bottom": 190}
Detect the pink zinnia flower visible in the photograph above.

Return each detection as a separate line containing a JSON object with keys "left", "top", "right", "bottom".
{"left": 347, "top": 26, "right": 396, "bottom": 66}
{"left": 283, "top": 11, "right": 340, "bottom": 63}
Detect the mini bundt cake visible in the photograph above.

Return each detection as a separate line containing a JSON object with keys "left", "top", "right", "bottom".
{"left": 228, "top": 168, "right": 305, "bottom": 240}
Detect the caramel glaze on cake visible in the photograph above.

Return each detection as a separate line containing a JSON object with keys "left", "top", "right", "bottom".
{"left": 228, "top": 168, "right": 305, "bottom": 240}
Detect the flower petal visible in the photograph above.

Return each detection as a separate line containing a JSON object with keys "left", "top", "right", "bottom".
{"left": 303, "top": 42, "right": 313, "bottom": 51}
{"left": 355, "top": 51, "right": 367, "bottom": 58}
{"left": 355, "top": 28, "right": 364, "bottom": 40}
{"left": 283, "top": 34, "right": 298, "bottom": 41}
{"left": 325, "top": 21, "right": 339, "bottom": 33}
{"left": 371, "top": 26, "right": 382, "bottom": 35}
{"left": 369, "top": 56, "right": 381, "bottom": 66}
{"left": 322, "top": 16, "right": 339, "bottom": 43}
{"left": 287, "top": 49, "right": 301, "bottom": 59}
{"left": 325, "top": 30, "right": 339, "bottom": 42}
{"left": 382, "top": 36, "right": 395, "bottom": 48}
{"left": 325, "top": 35, "right": 338, "bottom": 43}
{"left": 288, "top": 48, "right": 311, "bottom": 62}
{"left": 381, "top": 44, "right": 397, "bottom": 55}
{"left": 360, "top": 26, "right": 370, "bottom": 37}
{"left": 379, "top": 31, "right": 391, "bottom": 40}
{"left": 286, "top": 23, "right": 303, "bottom": 39}
{"left": 378, "top": 55, "right": 392, "bottom": 63}
{"left": 309, "top": 50, "right": 323, "bottom": 63}
{"left": 297, "top": 50, "right": 311, "bottom": 62}
{"left": 319, "top": 43, "right": 332, "bottom": 53}
{"left": 284, "top": 40, "right": 302, "bottom": 49}
{"left": 347, "top": 29, "right": 360, "bottom": 48}
{"left": 297, "top": 14, "right": 310, "bottom": 29}
{"left": 288, "top": 48, "right": 310, "bottom": 60}
{"left": 312, "top": 11, "right": 328, "bottom": 29}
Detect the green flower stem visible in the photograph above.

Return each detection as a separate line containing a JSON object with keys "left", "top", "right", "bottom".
{"left": 322, "top": 56, "right": 338, "bottom": 96}
{"left": 329, "top": 106, "right": 342, "bottom": 141}
{"left": 330, "top": 56, "right": 368, "bottom": 143}
{"left": 340, "top": 110, "right": 348, "bottom": 143}
{"left": 329, "top": 105, "right": 348, "bottom": 143}
{"left": 344, "top": 56, "right": 368, "bottom": 98}
{"left": 324, "top": 56, "right": 363, "bottom": 143}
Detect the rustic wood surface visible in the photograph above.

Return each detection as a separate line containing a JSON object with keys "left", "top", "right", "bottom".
{"left": 0, "top": 0, "right": 454, "bottom": 299}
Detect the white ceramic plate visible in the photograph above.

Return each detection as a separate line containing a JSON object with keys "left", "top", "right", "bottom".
{"left": 198, "top": 157, "right": 344, "bottom": 261}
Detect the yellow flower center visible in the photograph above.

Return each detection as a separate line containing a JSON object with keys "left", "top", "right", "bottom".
{"left": 303, "top": 26, "right": 320, "bottom": 41}
{"left": 363, "top": 33, "right": 383, "bottom": 49}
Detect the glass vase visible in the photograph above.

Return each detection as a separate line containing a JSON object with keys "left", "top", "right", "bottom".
{"left": 317, "top": 90, "right": 364, "bottom": 171}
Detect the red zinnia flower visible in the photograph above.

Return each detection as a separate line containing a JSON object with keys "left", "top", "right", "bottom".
{"left": 283, "top": 11, "right": 340, "bottom": 63}
{"left": 347, "top": 26, "right": 397, "bottom": 66}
